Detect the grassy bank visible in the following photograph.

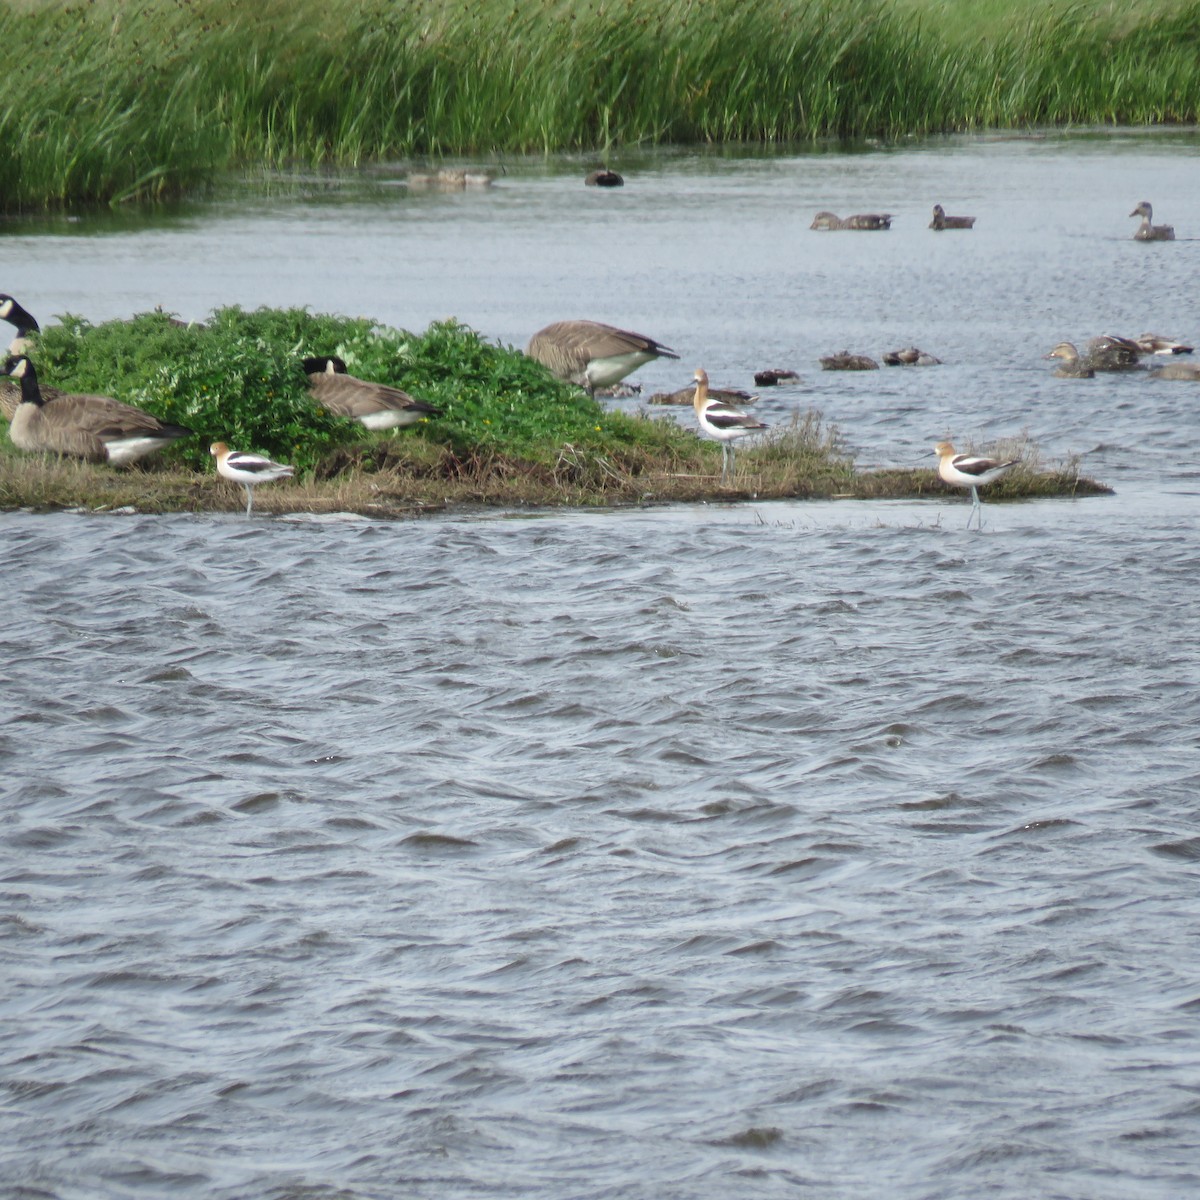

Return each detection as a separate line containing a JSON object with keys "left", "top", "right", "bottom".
{"left": 1, "top": 0, "right": 1198, "bottom": 209}
{"left": 0, "top": 305, "right": 1108, "bottom": 513}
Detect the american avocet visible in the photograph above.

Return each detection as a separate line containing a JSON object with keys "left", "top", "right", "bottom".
{"left": 302, "top": 357, "right": 442, "bottom": 430}
{"left": 693, "top": 368, "right": 767, "bottom": 484}
{"left": 525, "top": 320, "right": 680, "bottom": 395}
{"left": 1, "top": 354, "right": 192, "bottom": 464}
{"left": 929, "top": 203, "right": 976, "bottom": 230}
{"left": 585, "top": 167, "right": 624, "bottom": 187}
{"left": 810, "top": 211, "right": 893, "bottom": 230}
{"left": 1135, "top": 333, "right": 1193, "bottom": 356}
{"left": 210, "top": 442, "right": 295, "bottom": 517}
{"left": 934, "top": 441, "right": 1019, "bottom": 529}
{"left": 1130, "top": 200, "right": 1174, "bottom": 241}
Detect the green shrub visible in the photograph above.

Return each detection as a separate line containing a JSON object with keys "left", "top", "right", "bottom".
{"left": 26, "top": 305, "right": 687, "bottom": 473}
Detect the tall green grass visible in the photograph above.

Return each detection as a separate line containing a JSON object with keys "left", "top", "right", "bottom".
{"left": 2, "top": 0, "right": 1199, "bottom": 209}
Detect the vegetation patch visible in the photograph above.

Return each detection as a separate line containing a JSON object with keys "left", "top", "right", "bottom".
{"left": 0, "top": 306, "right": 1110, "bottom": 514}
{"left": 1, "top": 0, "right": 1199, "bottom": 209}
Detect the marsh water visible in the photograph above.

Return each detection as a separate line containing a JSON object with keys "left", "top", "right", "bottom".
{"left": 3, "top": 132, "right": 1200, "bottom": 1199}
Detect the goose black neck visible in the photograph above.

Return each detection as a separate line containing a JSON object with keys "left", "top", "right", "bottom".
{"left": 14, "top": 362, "right": 44, "bottom": 407}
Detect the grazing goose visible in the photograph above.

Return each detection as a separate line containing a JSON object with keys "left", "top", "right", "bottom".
{"left": 1134, "top": 333, "right": 1192, "bottom": 356}
{"left": 1, "top": 354, "right": 192, "bottom": 465}
{"left": 210, "top": 442, "right": 294, "bottom": 517}
{"left": 810, "top": 211, "right": 893, "bottom": 230}
{"left": 929, "top": 203, "right": 976, "bottom": 230}
{"left": 692, "top": 368, "right": 767, "bottom": 483}
{"left": 302, "top": 357, "right": 442, "bottom": 430}
{"left": 883, "top": 347, "right": 942, "bottom": 366}
{"left": 526, "top": 320, "right": 679, "bottom": 394}
{"left": 820, "top": 350, "right": 879, "bottom": 371}
{"left": 934, "top": 441, "right": 1019, "bottom": 530}
{"left": 1130, "top": 201, "right": 1174, "bottom": 241}
{"left": 585, "top": 167, "right": 624, "bottom": 187}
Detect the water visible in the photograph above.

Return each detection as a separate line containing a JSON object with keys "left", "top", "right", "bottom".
{"left": 3, "top": 133, "right": 1200, "bottom": 1199}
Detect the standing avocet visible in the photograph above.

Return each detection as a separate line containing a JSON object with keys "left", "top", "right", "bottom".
{"left": 934, "top": 441, "right": 1019, "bottom": 529}
{"left": 210, "top": 442, "right": 294, "bottom": 517}
{"left": 692, "top": 368, "right": 767, "bottom": 484}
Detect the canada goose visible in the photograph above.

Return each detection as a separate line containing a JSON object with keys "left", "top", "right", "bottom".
{"left": 302, "top": 357, "right": 442, "bottom": 430}
{"left": 883, "top": 347, "right": 942, "bottom": 366}
{"left": 1, "top": 355, "right": 192, "bottom": 465}
{"left": 934, "top": 441, "right": 1019, "bottom": 529}
{"left": 1, "top": 375, "right": 64, "bottom": 421}
{"left": 1135, "top": 333, "right": 1192, "bottom": 356}
{"left": 929, "top": 204, "right": 976, "bottom": 230}
{"left": 585, "top": 167, "right": 624, "bottom": 187}
{"left": 810, "top": 211, "right": 893, "bottom": 230}
{"left": 819, "top": 350, "right": 879, "bottom": 371}
{"left": 1148, "top": 360, "right": 1200, "bottom": 381}
{"left": 692, "top": 369, "right": 767, "bottom": 483}
{"left": 1045, "top": 338, "right": 1143, "bottom": 373}
{"left": 0, "top": 294, "right": 40, "bottom": 353}
{"left": 525, "top": 320, "right": 680, "bottom": 394}
{"left": 1130, "top": 201, "right": 1174, "bottom": 241}
{"left": 210, "top": 442, "right": 294, "bottom": 517}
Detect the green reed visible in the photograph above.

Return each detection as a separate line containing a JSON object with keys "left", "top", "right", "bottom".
{"left": 1, "top": 0, "right": 1198, "bottom": 209}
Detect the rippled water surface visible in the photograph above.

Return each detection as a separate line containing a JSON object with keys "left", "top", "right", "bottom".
{"left": 4, "top": 134, "right": 1200, "bottom": 1199}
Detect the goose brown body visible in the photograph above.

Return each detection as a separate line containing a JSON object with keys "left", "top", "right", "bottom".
{"left": 302, "top": 357, "right": 442, "bottom": 430}
{"left": 525, "top": 320, "right": 679, "bottom": 393}
{"left": 2, "top": 355, "right": 192, "bottom": 465}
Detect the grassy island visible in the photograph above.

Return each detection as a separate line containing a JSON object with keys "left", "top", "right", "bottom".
{"left": 0, "top": 307, "right": 1109, "bottom": 516}
{"left": 1, "top": 0, "right": 1198, "bottom": 210}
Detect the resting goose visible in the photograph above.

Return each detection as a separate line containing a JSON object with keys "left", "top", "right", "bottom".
{"left": 302, "top": 357, "right": 442, "bottom": 430}
{"left": 525, "top": 320, "right": 679, "bottom": 394}
{"left": 1, "top": 354, "right": 192, "bottom": 465}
